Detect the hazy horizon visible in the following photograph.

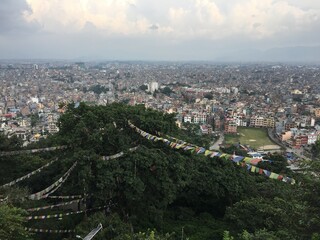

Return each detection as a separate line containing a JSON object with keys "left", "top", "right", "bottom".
{"left": 2, "top": 0, "right": 320, "bottom": 62}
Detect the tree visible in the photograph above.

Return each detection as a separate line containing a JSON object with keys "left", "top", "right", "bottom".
{"left": 0, "top": 204, "right": 32, "bottom": 240}
{"left": 139, "top": 85, "right": 148, "bottom": 91}
{"left": 311, "top": 140, "right": 320, "bottom": 159}
{"left": 160, "top": 87, "right": 173, "bottom": 96}
{"left": 203, "top": 93, "right": 213, "bottom": 100}
{"left": 30, "top": 113, "right": 39, "bottom": 128}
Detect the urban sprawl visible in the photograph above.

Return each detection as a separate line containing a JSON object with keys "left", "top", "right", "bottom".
{"left": 1, "top": 61, "right": 320, "bottom": 166}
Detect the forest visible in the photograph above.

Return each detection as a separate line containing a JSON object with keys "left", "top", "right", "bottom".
{"left": 1, "top": 103, "right": 320, "bottom": 240}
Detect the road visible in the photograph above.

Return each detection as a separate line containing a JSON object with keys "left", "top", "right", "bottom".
{"left": 210, "top": 133, "right": 224, "bottom": 150}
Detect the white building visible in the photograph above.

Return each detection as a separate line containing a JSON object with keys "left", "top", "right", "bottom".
{"left": 184, "top": 115, "right": 192, "bottom": 123}
{"left": 308, "top": 133, "right": 318, "bottom": 145}
{"left": 148, "top": 81, "right": 159, "bottom": 93}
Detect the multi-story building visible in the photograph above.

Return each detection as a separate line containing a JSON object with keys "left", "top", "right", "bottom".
{"left": 315, "top": 108, "right": 320, "bottom": 118}
{"left": 250, "top": 116, "right": 275, "bottom": 128}
{"left": 200, "top": 124, "right": 212, "bottom": 135}
{"left": 148, "top": 81, "right": 159, "bottom": 93}
{"left": 224, "top": 120, "right": 237, "bottom": 134}
{"left": 183, "top": 114, "right": 192, "bottom": 123}
{"left": 292, "top": 135, "right": 308, "bottom": 148}
{"left": 47, "top": 113, "right": 59, "bottom": 134}
{"left": 307, "top": 133, "right": 318, "bottom": 145}
{"left": 285, "top": 120, "right": 297, "bottom": 131}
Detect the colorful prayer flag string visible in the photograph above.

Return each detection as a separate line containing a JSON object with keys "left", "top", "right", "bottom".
{"left": 101, "top": 146, "right": 139, "bottom": 161}
{"left": 128, "top": 121, "right": 295, "bottom": 184}
{"left": 0, "top": 158, "right": 59, "bottom": 188}
{"left": 29, "top": 161, "right": 78, "bottom": 200}
{"left": 26, "top": 205, "right": 108, "bottom": 220}
{"left": 47, "top": 195, "right": 83, "bottom": 200}
{"left": 27, "top": 199, "right": 83, "bottom": 212}
{"left": 25, "top": 227, "right": 75, "bottom": 234}
{"left": 0, "top": 146, "right": 68, "bottom": 156}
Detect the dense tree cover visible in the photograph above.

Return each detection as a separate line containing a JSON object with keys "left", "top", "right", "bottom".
{"left": 0, "top": 204, "right": 32, "bottom": 240}
{"left": 160, "top": 86, "right": 174, "bottom": 96}
{"left": 1, "top": 103, "right": 320, "bottom": 240}
{"left": 83, "top": 85, "right": 110, "bottom": 95}
{"left": 0, "top": 133, "right": 23, "bottom": 151}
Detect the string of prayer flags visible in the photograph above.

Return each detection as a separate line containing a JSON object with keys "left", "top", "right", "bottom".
{"left": 26, "top": 205, "right": 108, "bottom": 220}
{"left": 0, "top": 159, "right": 58, "bottom": 188}
{"left": 101, "top": 146, "right": 139, "bottom": 161}
{"left": 25, "top": 228, "right": 75, "bottom": 234}
{"left": 29, "top": 161, "right": 78, "bottom": 200}
{"left": 27, "top": 199, "right": 83, "bottom": 212}
{"left": 245, "top": 164, "right": 294, "bottom": 183}
{"left": 47, "top": 195, "right": 83, "bottom": 200}
{"left": 0, "top": 145, "right": 68, "bottom": 156}
{"left": 128, "top": 121, "right": 295, "bottom": 185}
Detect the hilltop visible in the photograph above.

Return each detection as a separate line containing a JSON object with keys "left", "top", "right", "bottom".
{"left": 0, "top": 103, "right": 320, "bottom": 240}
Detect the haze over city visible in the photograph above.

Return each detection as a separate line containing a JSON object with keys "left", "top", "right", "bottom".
{"left": 1, "top": 0, "right": 320, "bottom": 61}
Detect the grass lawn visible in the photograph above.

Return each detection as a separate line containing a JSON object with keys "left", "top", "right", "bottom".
{"left": 224, "top": 127, "right": 277, "bottom": 150}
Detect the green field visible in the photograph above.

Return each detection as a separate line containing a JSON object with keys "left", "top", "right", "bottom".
{"left": 224, "top": 127, "right": 278, "bottom": 150}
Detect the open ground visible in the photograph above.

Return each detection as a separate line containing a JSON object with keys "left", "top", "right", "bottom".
{"left": 224, "top": 127, "right": 280, "bottom": 150}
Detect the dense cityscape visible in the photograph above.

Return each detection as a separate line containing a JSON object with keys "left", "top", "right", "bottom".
{"left": 2, "top": 1, "right": 320, "bottom": 239}
{"left": 1, "top": 61, "right": 319, "bottom": 161}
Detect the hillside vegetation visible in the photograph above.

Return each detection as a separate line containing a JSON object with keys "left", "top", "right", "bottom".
{"left": 1, "top": 103, "right": 320, "bottom": 240}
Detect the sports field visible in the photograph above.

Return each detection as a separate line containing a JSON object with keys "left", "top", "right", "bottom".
{"left": 224, "top": 127, "right": 279, "bottom": 150}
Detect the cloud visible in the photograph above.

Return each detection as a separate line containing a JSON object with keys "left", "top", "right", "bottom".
{"left": 0, "top": 0, "right": 38, "bottom": 34}
{"left": 149, "top": 24, "right": 159, "bottom": 31}
{"left": 26, "top": 0, "right": 151, "bottom": 35}
{"left": 229, "top": 0, "right": 319, "bottom": 38}
{"left": 23, "top": 0, "right": 320, "bottom": 40}
{"left": 1, "top": 0, "right": 320, "bottom": 59}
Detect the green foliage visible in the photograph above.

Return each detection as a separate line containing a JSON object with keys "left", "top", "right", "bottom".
{"left": 2, "top": 103, "right": 320, "bottom": 240}
{"left": 257, "top": 153, "right": 290, "bottom": 174}
{"left": 311, "top": 140, "right": 320, "bottom": 159}
{"left": 224, "top": 197, "right": 311, "bottom": 239}
{"left": 223, "top": 231, "right": 234, "bottom": 240}
{"left": 0, "top": 204, "right": 32, "bottom": 240}
{"left": 160, "top": 87, "right": 174, "bottom": 96}
{"left": 139, "top": 85, "right": 148, "bottom": 91}
{"left": 83, "top": 85, "right": 109, "bottom": 94}
{"left": 0, "top": 133, "right": 23, "bottom": 151}
{"left": 30, "top": 113, "right": 39, "bottom": 127}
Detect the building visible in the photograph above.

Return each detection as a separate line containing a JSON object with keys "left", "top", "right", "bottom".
{"left": 47, "top": 113, "right": 59, "bottom": 134}
{"left": 292, "top": 135, "right": 308, "bottom": 148}
{"left": 250, "top": 116, "right": 275, "bottom": 128}
{"left": 148, "top": 81, "right": 159, "bottom": 93}
{"left": 224, "top": 120, "right": 237, "bottom": 134}
{"left": 307, "top": 133, "right": 318, "bottom": 145}
{"left": 183, "top": 114, "right": 192, "bottom": 123}
{"left": 200, "top": 124, "right": 212, "bottom": 135}
{"left": 280, "top": 131, "right": 292, "bottom": 142}
{"left": 285, "top": 120, "right": 297, "bottom": 131}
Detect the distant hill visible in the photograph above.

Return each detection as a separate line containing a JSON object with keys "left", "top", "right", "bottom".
{"left": 217, "top": 46, "right": 320, "bottom": 63}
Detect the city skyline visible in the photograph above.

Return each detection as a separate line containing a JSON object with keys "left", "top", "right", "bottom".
{"left": 1, "top": 0, "right": 320, "bottom": 61}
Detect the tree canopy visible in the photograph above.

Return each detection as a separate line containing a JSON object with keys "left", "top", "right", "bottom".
{"left": 0, "top": 103, "right": 320, "bottom": 240}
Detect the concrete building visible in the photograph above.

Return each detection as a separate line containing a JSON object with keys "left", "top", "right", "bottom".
{"left": 148, "top": 81, "right": 159, "bottom": 93}
{"left": 224, "top": 120, "right": 237, "bottom": 134}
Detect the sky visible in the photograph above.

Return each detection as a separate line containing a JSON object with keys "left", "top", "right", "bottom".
{"left": 1, "top": 0, "right": 320, "bottom": 61}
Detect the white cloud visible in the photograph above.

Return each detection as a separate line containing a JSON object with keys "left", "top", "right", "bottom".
{"left": 24, "top": 0, "right": 319, "bottom": 40}
{"left": 25, "top": 0, "right": 150, "bottom": 35}
{"left": 229, "top": 0, "right": 319, "bottom": 38}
